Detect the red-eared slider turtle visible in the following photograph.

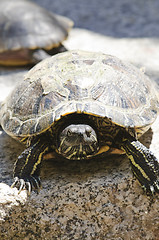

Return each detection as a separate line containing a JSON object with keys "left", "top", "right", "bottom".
{"left": 1, "top": 50, "right": 159, "bottom": 194}
{"left": 0, "top": 0, "right": 73, "bottom": 66}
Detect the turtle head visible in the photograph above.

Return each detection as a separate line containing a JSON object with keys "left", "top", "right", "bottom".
{"left": 57, "top": 124, "right": 99, "bottom": 160}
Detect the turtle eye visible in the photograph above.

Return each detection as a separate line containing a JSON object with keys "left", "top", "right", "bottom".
{"left": 67, "top": 129, "right": 72, "bottom": 137}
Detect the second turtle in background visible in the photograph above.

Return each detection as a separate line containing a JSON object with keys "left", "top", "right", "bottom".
{"left": 0, "top": 0, "right": 73, "bottom": 66}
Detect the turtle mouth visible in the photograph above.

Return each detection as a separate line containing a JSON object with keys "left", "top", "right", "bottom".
{"left": 57, "top": 141, "right": 99, "bottom": 160}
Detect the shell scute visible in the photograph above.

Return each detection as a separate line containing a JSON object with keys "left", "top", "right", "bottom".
{"left": 1, "top": 50, "right": 159, "bottom": 138}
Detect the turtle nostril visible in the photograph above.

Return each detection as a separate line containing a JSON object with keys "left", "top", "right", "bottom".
{"left": 85, "top": 130, "right": 91, "bottom": 138}
{"left": 78, "top": 133, "right": 83, "bottom": 138}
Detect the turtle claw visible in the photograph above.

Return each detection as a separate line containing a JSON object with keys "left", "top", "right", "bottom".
{"left": 142, "top": 180, "right": 159, "bottom": 195}
{"left": 11, "top": 176, "right": 19, "bottom": 188}
{"left": 150, "top": 181, "right": 159, "bottom": 194}
{"left": 11, "top": 176, "right": 41, "bottom": 195}
{"left": 19, "top": 179, "right": 26, "bottom": 193}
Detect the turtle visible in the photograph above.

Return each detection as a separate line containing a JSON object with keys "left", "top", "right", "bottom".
{"left": 1, "top": 50, "right": 159, "bottom": 195}
{"left": 0, "top": 0, "right": 73, "bottom": 66}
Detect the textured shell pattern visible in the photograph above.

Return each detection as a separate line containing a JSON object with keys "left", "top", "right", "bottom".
{"left": 1, "top": 50, "right": 159, "bottom": 138}
{"left": 0, "top": 0, "right": 73, "bottom": 52}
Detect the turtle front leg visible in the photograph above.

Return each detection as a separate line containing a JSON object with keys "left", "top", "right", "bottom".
{"left": 121, "top": 140, "right": 159, "bottom": 194}
{"left": 11, "top": 138, "right": 48, "bottom": 194}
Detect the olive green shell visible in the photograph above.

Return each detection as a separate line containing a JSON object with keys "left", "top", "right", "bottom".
{"left": 0, "top": 0, "right": 73, "bottom": 52}
{"left": 1, "top": 50, "right": 159, "bottom": 138}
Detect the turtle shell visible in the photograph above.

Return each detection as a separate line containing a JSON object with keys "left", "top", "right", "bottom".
{"left": 0, "top": 0, "right": 73, "bottom": 52}
{"left": 1, "top": 50, "right": 159, "bottom": 138}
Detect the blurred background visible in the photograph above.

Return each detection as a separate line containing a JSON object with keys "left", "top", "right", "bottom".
{"left": 33, "top": 0, "right": 159, "bottom": 38}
